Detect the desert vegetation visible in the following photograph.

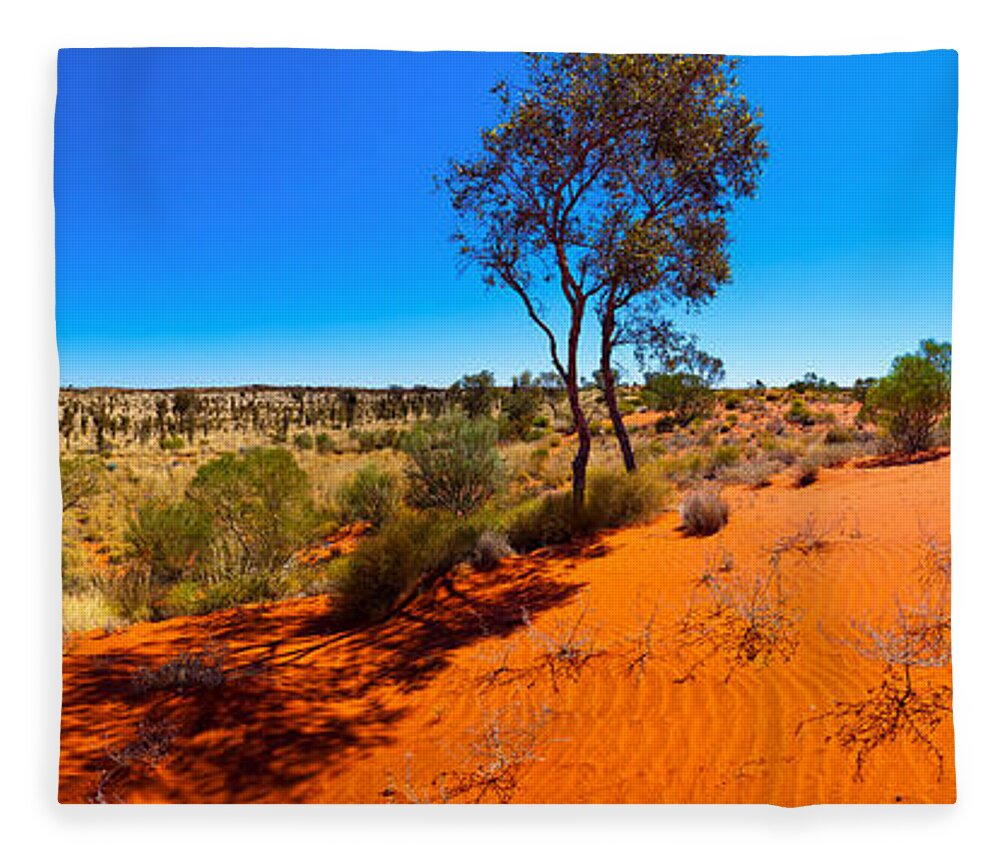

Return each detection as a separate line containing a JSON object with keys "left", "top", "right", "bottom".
{"left": 56, "top": 49, "right": 953, "bottom": 806}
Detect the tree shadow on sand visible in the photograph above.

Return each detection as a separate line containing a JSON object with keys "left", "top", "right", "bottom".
{"left": 61, "top": 549, "right": 586, "bottom": 802}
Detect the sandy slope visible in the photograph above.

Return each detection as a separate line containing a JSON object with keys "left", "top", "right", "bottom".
{"left": 59, "top": 455, "right": 953, "bottom": 804}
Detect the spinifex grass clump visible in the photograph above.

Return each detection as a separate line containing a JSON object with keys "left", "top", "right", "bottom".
{"left": 336, "top": 508, "right": 501, "bottom": 623}
{"left": 402, "top": 416, "right": 506, "bottom": 515}
{"left": 679, "top": 489, "right": 729, "bottom": 536}
{"left": 337, "top": 462, "right": 400, "bottom": 529}
{"left": 506, "top": 468, "right": 667, "bottom": 552}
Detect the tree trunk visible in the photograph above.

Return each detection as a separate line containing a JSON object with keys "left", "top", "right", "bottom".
{"left": 565, "top": 308, "right": 591, "bottom": 516}
{"left": 567, "top": 379, "right": 591, "bottom": 514}
{"left": 600, "top": 312, "right": 636, "bottom": 472}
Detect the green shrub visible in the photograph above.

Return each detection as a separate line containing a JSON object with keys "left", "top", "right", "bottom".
{"left": 293, "top": 432, "right": 314, "bottom": 451}
{"left": 337, "top": 509, "right": 491, "bottom": 622}
{"left": 402, "top": 416, "right": 505, "bottom": 515}
{"left": 104, "top": 569, "right": 154, "bottom": 622}
{"left": 338, "top": 463, "right": 400, "bottom": 528}
{"left": 710, "top": 444, "right": 742, "bottom": 471}
{"left": 352, "top": 427, "right": 403, "bottom": 453}
{"left": 507, "top": 469, "right": 666, "bottom": 552}
{"left": 160, "top": 435, "right": 185, "bottom": 451}
{"left": 824, "top": 425, "right": 855, "bottom": 445}
{"left": 785, "top": 399, "right": 816, "bottom": 427}
{"left": 315, "top": 432, "right": 337, "bottom": 455}
{"left": 126, "top": 500, "right": 213, "bottom": 583}
{"left": 59, "top": 455, "right": 105, "bottom": 512}
{"left": 863, "top": 340, "right": 951, "bottom": 454}
{"left": 186, "top": 447, "right": 317, "bottom": 577}
{"left": 500, "top": 372, "right": 544, "bottom": 441}
{"left": 643, "top": 372, "right": 715, "bottom": 428}
{"left": 654, "top": 414, "right": 676, "bottom": 434}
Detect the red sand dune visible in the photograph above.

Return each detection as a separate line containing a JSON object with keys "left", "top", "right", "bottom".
{"left": 59, "top": 456, "right": 953, "bottom": 804}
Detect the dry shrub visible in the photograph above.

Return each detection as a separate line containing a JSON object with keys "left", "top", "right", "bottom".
{"left": 523, "top": 598, "right": 602, "bottom": 692}
{"left": 794, "top": 462, "right": 819, "bottom": 487}
{"left": 679, "top": 489, "right": 729, "bottom": 536}
{"left": 382, "top": 701, "right": 551, "bottom": 804}
{"left": 802, "top": 597, "right": 952, "bottom": 782}
{"left": 449, "top": 701, "right": 552, "bottom": 803}
{"left": 470, "top": 530, "right": 512, "bottom": 571}
{"left": 90, "top": 714, "right": 177, "bottom": 803}
{"left": 772, "top": 513, "right": 829, "bottom": 556}
{"left": 676, "top": 554, "right": 802, "bottom": 683}
{"left": 130, "top": 644, "right": 228, "bottom": 695}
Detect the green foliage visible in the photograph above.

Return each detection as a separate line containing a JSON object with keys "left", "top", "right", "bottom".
{"left": 126, "top": 500, "right": 213, "bottom": 583}
{"left": 337, "top": 509, "right": 495, "bottom": 622}
{"left": 351, "top": 427, "right": 403, "bottom": 453}
{"left": 186, "top": 447, "right": 317, "bottom": 577}
{"left": 500, "top": 371, "right": 544, "bottom": 441}
{"left": 59, "top": 455, "right": 105, "bottom": 512}
{"left": 453, "top": 370, "right": 497, "bottom": 419}
{"left": 445, "top": 54, "right": 765, "bottom": 506}
{"left": 507, "top": 469, "right": 666, "bottom": 552}
{"left": 402, "top": 416, "right": 506, "bottom": 515}
{"left": 337, "top": 463, "right": 400, "bottom": 529}
{"left": 711, "top": 444, "right": 742, "bottom": 470}
{"left": 293, "top": 432, "right": 314, "bottom": 451}
{"left": 825, "top": 425, "right": 855, "bottom": 445}
{"left": 785, "top": 399, "right": 816, "bottom": 427}
{"left": 789, "top": 371, "right": 838, "bottom": 395}
{"left": 863, "top": 340, "right": 951, "bottom": 454}
{"left": 643, "top": 373, "right": 715, "bottom": 429}
{"left": 159, "top": 434, "right": 185, "bottom": 451}
{"left": 315, "top": 432, "right": 338, "bottom": 455}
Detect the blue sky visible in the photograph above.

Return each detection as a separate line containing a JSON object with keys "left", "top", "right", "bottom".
{"left": 55, "top": 49, "right": 956, "bottom": 388}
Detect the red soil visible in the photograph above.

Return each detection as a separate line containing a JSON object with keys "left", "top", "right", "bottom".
{"left": 59, "top": 455, "right": 953, "bottom": 804}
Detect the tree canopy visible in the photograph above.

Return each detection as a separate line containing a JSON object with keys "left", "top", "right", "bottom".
{"left": 445, "top": 53, "right": 765, "bottom": 502}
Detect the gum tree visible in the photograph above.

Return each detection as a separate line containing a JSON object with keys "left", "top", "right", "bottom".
{"left": 445, "top": 54, "right": 765, "bottom": 510}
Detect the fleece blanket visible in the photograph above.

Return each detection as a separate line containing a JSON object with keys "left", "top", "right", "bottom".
{"left": 56, "top": 49, "right": 956, "bottom": 804}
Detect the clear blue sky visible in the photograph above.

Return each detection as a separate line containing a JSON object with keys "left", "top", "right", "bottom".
{"left": 55, "top": 49, "right": 956, "bottom": 389}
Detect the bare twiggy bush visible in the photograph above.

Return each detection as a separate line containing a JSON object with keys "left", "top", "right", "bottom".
{"left": 474, "top": 640, "right": 528, "bottom": 691}
{"left": 844, "top": 599, "right": 951, "bottom": 669}
{"left": 383, "top": 701, "right": 552, "bottom": 804}
{"left": 523, "top": 598, "right": 603, "bottom": 692}
{"left": 130, "top": 643, "right": 229, "bottom": 694}
{"left": 797, "top": 667, "right": 952, "bottom": 782}
{"left": 679, "top": 489, "right": 729, "bottom": 536}
{"left": 772, "top": 513, "right": 830, "bottom": 556}
{"left": 89, "top": 714, "right": 177, "bottom": 803}
{"left": 676, "top": 554, "right": 802, "bottom": 684}
{"left": 382, "top": 752, "right": 453, "bottom": 804}
{"left": 449, "top": 701, "right": 552, "bottom": 803}
{"left": 802, "top": 590, "right": 953, "bottom": 782}
{"left": 623, "top": 599, "right": 662, "bottom": 682}
{"left": 918, "top": 532, "right": 952, "bottom": 598}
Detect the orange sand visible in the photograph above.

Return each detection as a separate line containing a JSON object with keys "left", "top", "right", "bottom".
{"left": 59, "top": 456, "right": 953, "bottom": 804}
